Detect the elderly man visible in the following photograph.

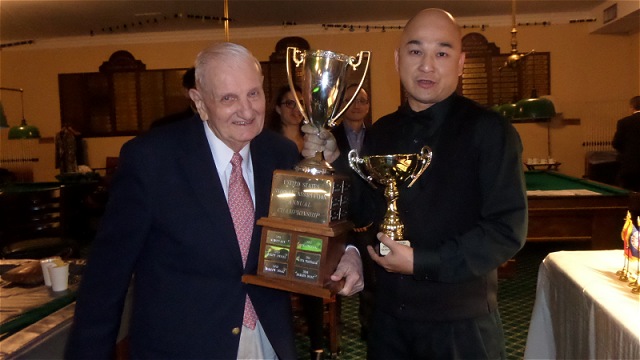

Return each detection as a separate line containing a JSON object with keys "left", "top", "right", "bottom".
{"left": 66, "top": 42, "right": 363, "bottom": 360}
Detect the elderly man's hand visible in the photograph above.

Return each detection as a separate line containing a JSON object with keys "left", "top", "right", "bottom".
{"left": 301, "top": 124, "right": 340, "bottom": 163}
{"left": 330, "top": 247, "right": 364, "bottom": 296}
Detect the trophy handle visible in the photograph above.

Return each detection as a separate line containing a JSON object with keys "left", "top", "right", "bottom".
{"left": 407, "top": 146, "right": 433, "bottom": 188}
{"left": 348, "top": 149, "right": 376, "bottom": 188}
{"left": 286, "top": 47, "right": 310, "bottom": 124}
{"left": 328, "top": 51, "right": 372, "bottom": 128}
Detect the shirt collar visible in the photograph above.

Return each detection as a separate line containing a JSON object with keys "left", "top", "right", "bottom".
{"left": 399, "top": 93, "right": 456, "bottom": 130}
{"left": 203, "top": 122, "right": 252, "bottom": 176}
{"left": 343, "top": 122, "right": 365, "bottom": 135}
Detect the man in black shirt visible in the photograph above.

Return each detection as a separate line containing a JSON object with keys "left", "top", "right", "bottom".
{"left": 303, "top": 8, "right": 527, "bottom": 359}
{"left": 612, "top": 96, "right": 640, "bottom": 191}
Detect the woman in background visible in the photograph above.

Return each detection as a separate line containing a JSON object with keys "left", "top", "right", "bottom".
{"left": 267, "top": 85, "right": 305, "bottom": 152}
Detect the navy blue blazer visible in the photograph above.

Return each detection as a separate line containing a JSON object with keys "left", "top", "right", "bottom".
{"left": 66, "top": 116, "right": 300, "bottom": 359}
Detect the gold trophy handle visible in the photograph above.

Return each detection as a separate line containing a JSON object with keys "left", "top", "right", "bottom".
{"left": 348, "top": 149, "right": 376, "bottom": 188}
{"left": 407, "top": 146, "right": 433, "bottom": 188}
{"left": 328, "top": 51, "right": 371, "bottom": 128}
{"left": 286, "top": 47, "right": 310, "bottom": 124}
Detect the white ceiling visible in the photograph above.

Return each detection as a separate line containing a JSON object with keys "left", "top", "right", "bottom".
{"left": 1, "top": 0, "right": 611, "bottom": 45}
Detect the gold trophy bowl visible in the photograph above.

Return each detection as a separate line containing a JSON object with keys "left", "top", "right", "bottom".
{"left": 348, "top": 146, "right": 433, "bottom": 255}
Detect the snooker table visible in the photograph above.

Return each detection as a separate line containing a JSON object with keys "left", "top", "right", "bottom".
{"left": 525, "top": 171, "right": 629, "bottom": 250}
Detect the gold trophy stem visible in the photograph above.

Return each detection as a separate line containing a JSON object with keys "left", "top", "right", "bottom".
{"left": 294, "top": 151, "right": 335, "bottom": 175}
{"left": 380, "top": 181, "right": 404, "bottom": 241}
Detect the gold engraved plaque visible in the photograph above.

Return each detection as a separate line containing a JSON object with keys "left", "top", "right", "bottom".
{"left": 268, "top": 170, "right": 350, "bottom": 225}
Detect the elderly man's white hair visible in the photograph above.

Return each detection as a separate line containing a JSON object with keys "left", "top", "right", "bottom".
{"left": 193, "top": 42, "right": 262, "bottom": 94}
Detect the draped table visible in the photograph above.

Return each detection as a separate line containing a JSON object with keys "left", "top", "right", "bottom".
{"left": 524, "top": 250, "right": 640, "bottom": 359}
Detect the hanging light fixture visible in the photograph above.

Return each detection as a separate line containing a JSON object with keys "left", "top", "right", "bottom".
{"left": 501, "top": 0, "right": 534, "bottom": 70}
{"left": 513, "top": 88, "right": 556, "bottom": 121}
{"left": 512, "top": 30, "right": 556, "bottom": 122}
{"left": 495, "top": 0, "right": 556, "bottom": 121}
{"left": 0, "top": 87, "right": 41, "bottom": 139}
{"left": 497, "top": 102, "right": 518, "bottom": 120}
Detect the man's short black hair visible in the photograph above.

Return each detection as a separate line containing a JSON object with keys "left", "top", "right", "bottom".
{"left": 630, "top": 96, "right": 640, "bottom": 111}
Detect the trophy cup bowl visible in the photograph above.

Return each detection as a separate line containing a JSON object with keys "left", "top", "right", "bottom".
{"left": 286, "top": 47, "right": 370, "bottom": 175}
{"left": 348, "top": 146, "right": 432, "bottom": 255}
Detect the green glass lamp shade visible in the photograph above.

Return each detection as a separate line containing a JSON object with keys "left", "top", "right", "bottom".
{"left": 497, "top": 103, "right": 517, "bottom": 120}
{"left": 8, "top": 119, "right": 41, "bottom": 139}
{"left": 514, "top": 97, "right": 556, "bottom": 121}
{"left": 0, "top": 102, "right": 9, "bottom": 128}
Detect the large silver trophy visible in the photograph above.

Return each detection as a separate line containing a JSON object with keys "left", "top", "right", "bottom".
{"left": 287, "top": 47, "right": 371, "bottom": 175}
{"left": 243, "top": 47, "right": 371, "bottom": 298}
{"left": 349, "top": 147, "right": 433, "bottom": 255}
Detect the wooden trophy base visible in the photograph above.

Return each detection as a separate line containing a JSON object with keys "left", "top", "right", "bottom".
{"left": 242, "top": 217, "right": 352, "bottom": 299}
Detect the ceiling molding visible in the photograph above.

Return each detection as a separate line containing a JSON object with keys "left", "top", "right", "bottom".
{"left": 1, "top": 11, "right": 596, "bottom": 52}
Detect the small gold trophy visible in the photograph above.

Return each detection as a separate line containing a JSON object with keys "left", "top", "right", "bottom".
{"left": 243, "top": 47, "right": 370, "bottom": 298}
{"left": 348, "top": 147, "right": 432, "bottom": 255}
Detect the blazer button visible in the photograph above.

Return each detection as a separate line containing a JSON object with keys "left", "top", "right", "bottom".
{"left": 232, "top": 327, "right": 241, "bottom": 335}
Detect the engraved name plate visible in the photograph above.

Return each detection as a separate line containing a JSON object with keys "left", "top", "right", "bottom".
{"left": 265, "top": 230, "right": 291, "bottom": 247}
{"left": 269, "top": 170, "right": 349, "bottom": 224}
{"left": 263, "top": 260, "right": 288, "bottom": 276}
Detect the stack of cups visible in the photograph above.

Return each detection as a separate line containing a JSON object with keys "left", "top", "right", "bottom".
{"left": 40, "top": 256, "right": 70, "bottom": 292}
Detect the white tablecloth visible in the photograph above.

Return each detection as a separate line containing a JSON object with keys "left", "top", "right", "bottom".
{"left": 524, "top": 250, "right": 640, "bottom": 359}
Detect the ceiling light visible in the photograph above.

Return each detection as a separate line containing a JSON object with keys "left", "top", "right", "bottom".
{"left": 501, "top": 0, "right": 534, "bottom": 70}
{"left": 513, "top": 89, "right": 556, "bottom": 121}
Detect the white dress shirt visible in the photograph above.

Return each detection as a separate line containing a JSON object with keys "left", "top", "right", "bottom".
{"left": 204, "top": 122, "right": 278, "bottom": 359}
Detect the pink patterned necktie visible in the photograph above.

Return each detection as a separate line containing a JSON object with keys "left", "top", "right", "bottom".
{"left": 228, "top": 152, "right": 257, "bottom": 329}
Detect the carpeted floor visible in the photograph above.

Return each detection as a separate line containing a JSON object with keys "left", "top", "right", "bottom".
{"left": 295, "top": 241, "right": 590, "bottom": 359}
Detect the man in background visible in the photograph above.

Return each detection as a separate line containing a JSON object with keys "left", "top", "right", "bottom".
{"left": 334, "top": 84, "right": 370, "bottom": 158}
{"left": 150, "top": 67, "right": 196, "bottom": 129}
{"left": 612, "top": 96, "right": 640, "bottom": 191}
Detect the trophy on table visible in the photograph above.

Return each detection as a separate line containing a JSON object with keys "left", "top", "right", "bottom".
{"left": 348, "top": 147, "right": 432, "bottom": 255}
{"left": 242, "top": 47, "right": 370, "bottom": 298}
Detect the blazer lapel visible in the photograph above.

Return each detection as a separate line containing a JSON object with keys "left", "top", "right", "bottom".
{"left": 178, "top": 118, "right": 244, "bottom": 266}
